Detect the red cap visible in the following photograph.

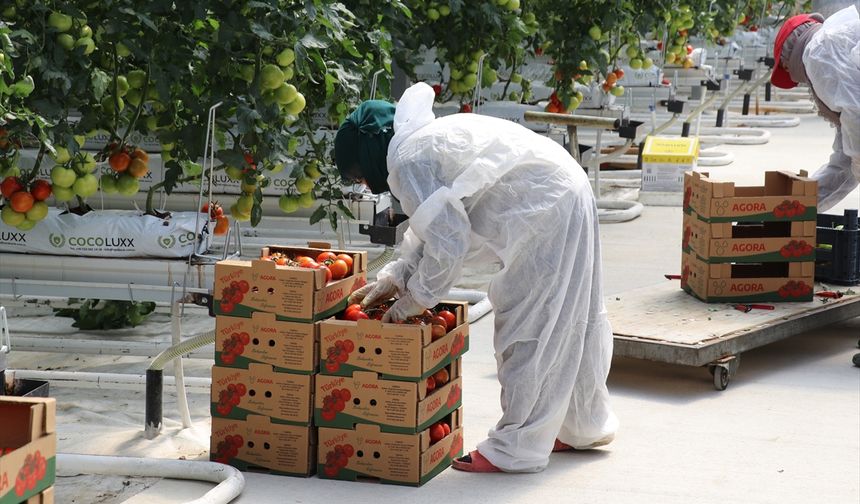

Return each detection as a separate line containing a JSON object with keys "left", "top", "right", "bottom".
{"left": 772, "top": 14, "right": 822, "bottom": 89}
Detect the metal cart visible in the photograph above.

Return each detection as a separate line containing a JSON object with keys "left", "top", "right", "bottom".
{"left": 608, "top": 281, "right": 860, "bottom": 390}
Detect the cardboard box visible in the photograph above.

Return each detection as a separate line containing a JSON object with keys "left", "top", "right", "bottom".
{"left": 215, "top": 313, "right": 317, "bottom": 374}
{"left": 210, "top": 416, "right": 315, "bottom": 477}
{"left": 641, "top": 136, "right": 700, "bottom": 193}
{"left": 212, "top": 246, "right": 368, "bottom": 322}
{"left": 682, "top": 250, "right": 815, "bottom": 302}
{"left": 318, "top": 301, "right": 469, "bottom": 380}
{"left": 683, "top": 210, "right": 817, "bottom": 263}
{"left": 685, "top": 171, "right": 817, "bottom": 222}
{"left": 317, "top": 409, "right": 464, "bottom": 486}
{"left": 314, "top": 362, "right": 463, "bottom": 433}
{"left": 211, "top": 364, "right": 313, "bottom": 426}
{"left": 24, "top": 487, "right": 52, "bottom": 504}
{"left": 0, "top": 398, "right": 56, "bottom": 504}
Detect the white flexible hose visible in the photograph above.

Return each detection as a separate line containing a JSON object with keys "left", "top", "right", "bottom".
{"left": 171, "top": 302, "right": 193, "bottom": 429}
{"left": 150, "top": 330, "right": 216, "bottom": 371}
{"left": 57, "top": 454, "right": 244, "bottom": 504}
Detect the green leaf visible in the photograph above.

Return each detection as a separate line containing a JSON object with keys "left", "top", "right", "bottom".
{"left": 91, "top": 69, "right": 111, "bottom": 102}
{"left": 251, "top": 202, "right": 263, "bottom": 227}
{"left": 309, "top": 205, "right": 326, "bottom": 225}
{"left": 300, "top": 33, "right": 330, "bottom": 50}
{"left": 328, "top": 210, "right": 338, "bottom": 231}
{"left": 336, "top": 200, "right": 355, "bottom": 220}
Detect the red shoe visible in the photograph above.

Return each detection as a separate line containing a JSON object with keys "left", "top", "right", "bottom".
{"left": 552, "top": 439, "right": 574, "bottom": 452}
{"left": 451, "top": 450, "right": 503, "bottom": 473}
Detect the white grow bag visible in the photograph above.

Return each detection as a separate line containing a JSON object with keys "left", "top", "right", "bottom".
{"left": 0, "top": 208, "right": 210, "bottom": 258}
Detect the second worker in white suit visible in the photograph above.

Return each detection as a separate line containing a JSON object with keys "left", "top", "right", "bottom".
{"left": 335, "top": 82, "right": 618, "bottom": 473}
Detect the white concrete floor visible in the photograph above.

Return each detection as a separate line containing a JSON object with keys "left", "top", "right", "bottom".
{"left": 5, "top": 112, "right": 859, "bottom": 503}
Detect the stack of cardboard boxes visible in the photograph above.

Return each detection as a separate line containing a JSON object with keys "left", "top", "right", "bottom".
{"left": 313, "top": 302, "right": 469, "bottom": 485}
{"left": 0, "top": 397, "right": 56, "bottom": 504}
{"left": 209, "top": 245, "right": 367, "bottom": 476}
{"left": 682, "top": 171, "right": 818, "bottom": 302}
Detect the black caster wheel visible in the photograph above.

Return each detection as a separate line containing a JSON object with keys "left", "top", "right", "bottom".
{"left": 709, "top": 365, "right": 730, "bottom": 390}
{"left": 853, "top": 353, "right": 860, "bottom": 368}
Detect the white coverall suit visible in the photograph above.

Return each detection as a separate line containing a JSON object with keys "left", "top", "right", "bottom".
{"left": 806, "top": 6, "right": 860, "bottom": 211}
{"left": 377, "top": 82, "right": 618, "bottom": 472}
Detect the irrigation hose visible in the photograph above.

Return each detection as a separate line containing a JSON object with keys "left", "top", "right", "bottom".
{"left": 150, "top": 330, "right": 216, "bottom": 371}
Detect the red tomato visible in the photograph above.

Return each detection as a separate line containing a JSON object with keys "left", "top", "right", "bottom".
{"left": 328, "top": 259, "right": 349, "bottom": 280}
{"left": 336, "top": 253, "right": 353, "bottom": 270}
{"left": 30, "top": 180, "right": 52, "bottom": 201}
{"left": 438, "top": 310, "right": 456, "bottom": 331}
{"left": 318, "top": 264, "right": 332, "bottom": 283}
{"left": 317, "top": 251, "right": 337, "bottom": 264}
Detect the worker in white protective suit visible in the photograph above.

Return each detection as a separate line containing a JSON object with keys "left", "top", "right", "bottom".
{"left": 334, "top": 82, "right": 618, "bottom": 473}
{"left": 771, "top": 6, "right": 860, "bottom": 211}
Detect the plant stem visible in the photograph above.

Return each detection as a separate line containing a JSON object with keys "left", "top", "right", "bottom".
{"left": 112, "top": 47, "right": 121, "bottom": 140}
{"left": 121, "top": 61, "right": 150, "bottom": 148}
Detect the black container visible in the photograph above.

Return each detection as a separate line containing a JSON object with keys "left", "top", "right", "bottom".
{"left": 4, "top": 378, "right": 50, "bottom": 397}
{"left": 815, "top": 209, "right": 860, "bottom": 285}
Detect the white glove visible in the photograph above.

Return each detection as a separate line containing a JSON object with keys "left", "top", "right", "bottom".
{"left": 381, "top": 294, "right": 427, "bottom": 323}
{"left": 348, "top": 278, "right": 398, "bottom": 308}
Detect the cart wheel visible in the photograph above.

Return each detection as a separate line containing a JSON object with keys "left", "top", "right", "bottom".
{"left": 853, "top": 353, "right": 860, "bottom": 368}
{"left": 712, "top": 365, "right": 730, "bottom": 390}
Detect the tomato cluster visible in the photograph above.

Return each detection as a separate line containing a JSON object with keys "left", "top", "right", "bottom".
{"left": 14, "top": 450, "right": 47, "bottom": 497}
{"left": 445, "top": 383, "right": 462, "bottom": 409}
{"left": 219, "top": 280, "right": 250, "bottom": 314}
{"left": 215, "top": 382, "right": 247, "bottom": 416}
{"left": 448, "top": 432, "right": 464, "bottom": 460}
{"left": 339, "top": 303, "right": 457, "bottom": 337}
{"left": 1, "top": 176, "right": 52, "bottom": 231}
{"left": 779, "top": 240, "right": 814, "bottom": 258}
{"left": 220, "top": 331, "right": 250, "bottom": 365}
{"left": 322, "top": 443, "right": 355, "bottom": 477}
{"left": 450, "top": 332, "right": 466, "bottom": 358}
{"left": 212, "top": 435, "right": 244, "bottom": 465}
{"left": 320, "top": 388, "right": 351, "bottom": 421}
{"left": 777, "top": 280, "right": 812, "bottom": 299}
{"left": 773, "top": 200, "right": 807, "bottom": 218}
{"left": 323, "top": 339, "right": 355, "bottom": 373}
{"left": 682, "top": 226, "right": 692, "bottom": 250}
{"left": 261, "top": 251, "right": 354, "bottom": 284}
{"left": 202, "top": 201, "right": 230, "bottom": 236}
{"left": 426, "top": 367, "right": 450, "bottom": 395}
{"left": 428, "top": 420, "right": 451, "bottom": 444}
{"left": 600, "top": 68, "right": 625, "bottom": 97}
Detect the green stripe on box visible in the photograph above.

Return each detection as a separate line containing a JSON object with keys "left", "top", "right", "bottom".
{"left": 699, "top": 292, "right": 813, "bottom": 303}
{"left": 317, "top": 465, "right": 361, "bottom": 481}
{"left": 706, "top": 207, "right": 817, "bottom": 223}
{"left": 0, "top": 457, "right": 55, "bottom": 504}
{"left": 215, "top": 353, "right": 314, "bottom": 374}
{"left": 220, "top": 457, "right": 313, "bottom": 477}
{"left": 417, "top": 398, "right": 461, "bottom": 432}
{"left": 419, "top": 455, "right": 455, "bottom": 486}
{"left": 700, "top": 251, "right": 816, "bottom": 263}
{"left": 210, "top": 404, "right": 310, "bottom": 426}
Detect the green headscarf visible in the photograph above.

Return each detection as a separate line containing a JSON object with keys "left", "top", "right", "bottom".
{"left": 334, "top": 100, "right": 396, "bottom": 194}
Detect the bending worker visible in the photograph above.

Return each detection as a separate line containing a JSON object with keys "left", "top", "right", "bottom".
{"left": 335, "top": 82, "right": 618, "bottom": 473}
{"left": 771, "top": 5, "right": 860, "bottom": 210}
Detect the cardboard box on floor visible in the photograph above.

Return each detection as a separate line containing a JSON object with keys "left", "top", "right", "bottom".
{"left": 683, "top": 210, "right": 817, "bottom": 263}
{"left": 212, "top": 245, "right": 368, "bottom": 322}
{"left": 682, "top": 250, "right": 815, "bottom": 302}
{"left": 319, "top": 301, "right": 469, "bottom": 380}
{"left": 215, "top": 313, "right": 317, "bottom": 374}
{"left": 315, "top": 360, "right": 463, "bottom": 433}
{"left": 317, "top": 408, "right": 464, "bottom": 486}
{"left": 24, "top": 487, "right": 53, "bottom": 504}
{"left": 0, "top": 398, "right": 56, "bottom": 504}
{"left": 684, "top": 171, "right": 817, "bottom": 222}
{"left": 211, "top": 416, "right": 315, "bottom": 477}
{"left": 211, "top": 364, "right": 313, "bottom": 426}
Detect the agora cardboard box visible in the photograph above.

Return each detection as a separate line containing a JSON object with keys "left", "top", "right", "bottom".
{"left": 682, "top": 250, "right": 815, "bottom": 302}
{"left": 683, "top": 210, "right": 817, "bottom": 263}
{"left": 212, "top": 245, "right": 368, "bottom": 322}
{"left": 317, "top": 408, "right": 464, "bottom": 486}
{"left": 315, "top": 360, "right": 463, "bottom": 434}
{"left": 21, "top": 487, "right": 52, "bottom": 504}
{"left": 0, "top": 398, "right": 56, "bottom": 504}
{"left": 684, "top": 171, "right": 817, "bottom": 222}
{"left": 318, "top": 301, "right": 469, "bottom": 380}
{"left": 210, "top": 415, "right": 316, "bottom": 477}
{"left": 211, "top": 364, "right": 313, "bottom": 426}
{"left": 215, "top": 313, "right": 317, "bottom": 374}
